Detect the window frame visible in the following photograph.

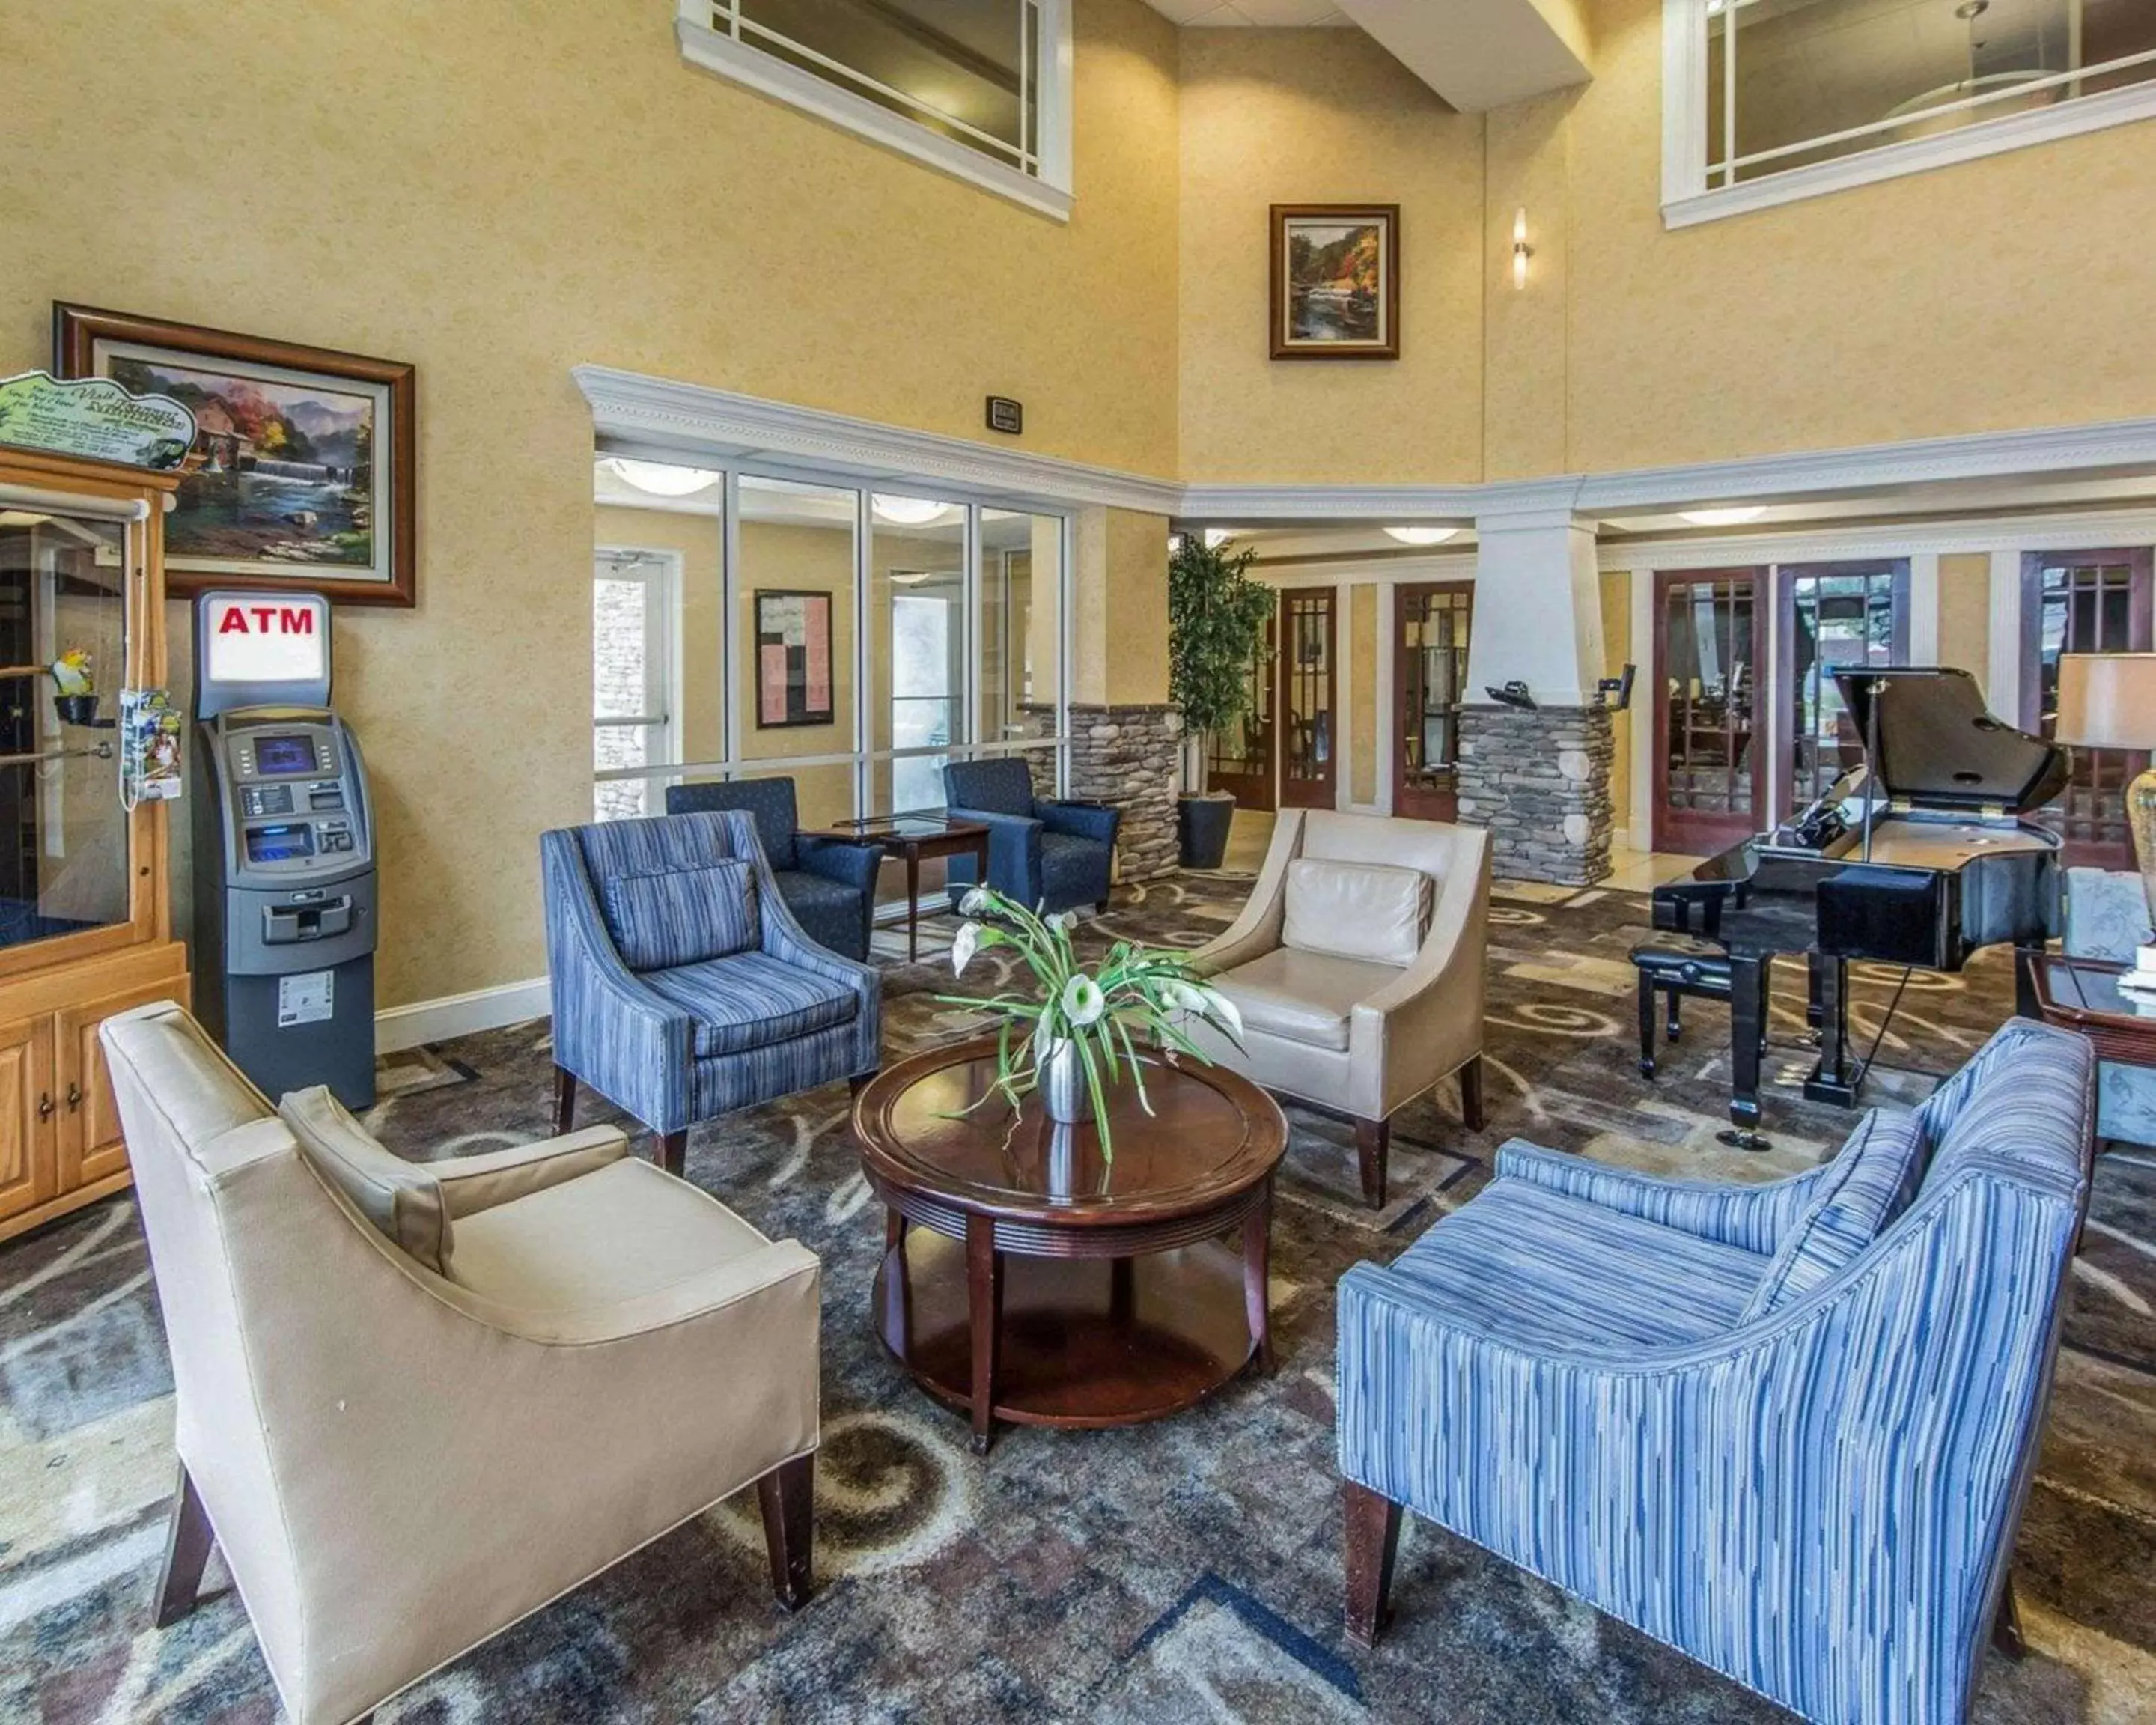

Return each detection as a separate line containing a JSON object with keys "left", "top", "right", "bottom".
{"left": 592, "top": 546, "right": 684, "bottom": 821}
{"left": 674, "top": 0, "right": 1074, "bottom": 222}
{"left": 1661, "top": 0, "right": 2156, "bottom": 230}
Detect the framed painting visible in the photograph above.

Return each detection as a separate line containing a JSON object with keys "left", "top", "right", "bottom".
{"left": 54, "top": 304, "right": 416, "bottom": 606}
{"left": 1269, "top": 204, "right": 1400, "bottom": 362}
{"left": 755, "top": 589, "right": 835, "bottom": 729}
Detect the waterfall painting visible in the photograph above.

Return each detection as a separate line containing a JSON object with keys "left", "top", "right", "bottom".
{"left": 1270, "top": 204, "right": 1400, "bottom": 362}
{"left": 54, "top": 305, "right": 416, "bottom": 606}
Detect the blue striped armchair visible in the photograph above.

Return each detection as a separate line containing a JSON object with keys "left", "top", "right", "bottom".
{"left": 541, "top": 810, "right": 880, "bottom": 1176}
{"left": 1337, "top": 1018, "right": 2094, "bottom": 1725}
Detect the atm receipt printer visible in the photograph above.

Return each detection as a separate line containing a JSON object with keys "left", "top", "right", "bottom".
{"left": 192, "top": 591, "right": 377, "bottom": 1108}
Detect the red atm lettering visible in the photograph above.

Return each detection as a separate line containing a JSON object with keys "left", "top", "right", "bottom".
{"left": 281, "top": 608, "right": 314, "bottom": 634}
{"left": 216, "top": 606, "right": 317, "bottom": 635}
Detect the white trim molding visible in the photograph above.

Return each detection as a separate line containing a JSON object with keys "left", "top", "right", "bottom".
{"left": 377, "top": 977, "right": 551, "bottom": 1056}
{"left": 1661, "top": 0, "right": 2156, "bottom": 230}
{"left": 674, "top": 1, "right": 1074, "bottom": 222}
{"left": 1597, "top": 508, "right": 2156, "bottom": 572}
{"left": 576, "top": 365, "right": 1181, "bottom": 517}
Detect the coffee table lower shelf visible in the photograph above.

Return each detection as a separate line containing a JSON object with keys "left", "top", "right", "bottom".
{"left": 873, "top": 1231, "right": 1261, "bottom": 1439}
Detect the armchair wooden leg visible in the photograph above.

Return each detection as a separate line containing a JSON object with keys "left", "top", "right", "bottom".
{"left": 552, "top": 1064, "right": 576, "bottom": 1134}
{"left": 1355, "top": 1117, "right": 1389, "bottom": 1210}
{"left": 756, "top": 1453, "right": 815, "bottom": 1612}
{"left": 657, "top": 1130, "right": 688, "bottom": 1178}
{"left": 153, "top": 1463, "right": 215, "bottom": 1629}
{"left": 1992, "top": 1575, "right": 2026, "bottom": 1661}
{"left": 1344, "top": 1480, "right": 1403, "bottom": 1651}
{"left": 1458, "top": 1056, "right": 1485, "bottom": 1132}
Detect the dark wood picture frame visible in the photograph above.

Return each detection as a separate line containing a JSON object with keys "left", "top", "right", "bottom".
{"left": 52, "top": 303, "right": 416, "bottom": 607}
{"left": 1269, "top": 204, "right": 1400, "bottom": 362}
{"left": 755, "top": 588, "right": 836, "bottom": 730}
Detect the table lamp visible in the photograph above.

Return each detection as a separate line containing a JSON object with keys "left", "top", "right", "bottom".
{"left": 2054, "top": 651, "right": 2156, "bottom": 923}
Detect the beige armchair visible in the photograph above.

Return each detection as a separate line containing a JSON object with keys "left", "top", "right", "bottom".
{"left": 102, "top": 1001, "right": 820, "bottom": 1725}
{"left": 1187, "top": 810, "right": 1490, "bottom": 1208}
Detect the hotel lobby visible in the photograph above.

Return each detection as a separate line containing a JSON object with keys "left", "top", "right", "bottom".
{"left": 2, "top": 2, "right": 2155, "bottom": 1722}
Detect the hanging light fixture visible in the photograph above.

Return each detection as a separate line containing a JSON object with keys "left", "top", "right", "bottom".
{"left": 1679, "top": 505, "right": 1769, "bottom": 526}
{"left": 602, "top": 457, "right": 721, "bottom": 497}
{"left": 871, "top": 495, "right": 953, "bottom": 526}
{"left": 1383, "top": 526, "right": 1459, "bottom": 547}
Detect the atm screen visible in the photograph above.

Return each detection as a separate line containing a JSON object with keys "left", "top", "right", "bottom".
{"left": 252, "top": 734, "right": 317, "bottom": 776}
{"left": 246, "top": 824, "right": 315, "bottom": 864}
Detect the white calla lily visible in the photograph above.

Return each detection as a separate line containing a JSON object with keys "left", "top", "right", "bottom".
{"left": 960, "top": 886, "right": 991, "bottom": 916}
{"left": 951, "top": 921, "right": 983, "bottom": 976}
{"left": 1201, "top": 986, "right": 1243, "bottom": 1038}
{"left": 1060, "top": 972, "right": 1106, "bottom": 1027}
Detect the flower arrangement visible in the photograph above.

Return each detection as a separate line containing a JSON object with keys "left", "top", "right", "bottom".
{"left": 940, "top": 885, "right": 1243, "bottom": 1159}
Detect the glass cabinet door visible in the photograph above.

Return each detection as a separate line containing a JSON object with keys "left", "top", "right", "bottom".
{"left": 0, "top": 506, "right": 131, "bottom": 951}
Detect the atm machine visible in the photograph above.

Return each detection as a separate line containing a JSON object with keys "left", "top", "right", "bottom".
{"left": 192, "top": 590, "right": 377, "bottom": 1107}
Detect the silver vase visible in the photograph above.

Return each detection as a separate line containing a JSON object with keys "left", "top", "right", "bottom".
{"left": 1038, "top": 1035, "right": 1093, "bottom": 1126}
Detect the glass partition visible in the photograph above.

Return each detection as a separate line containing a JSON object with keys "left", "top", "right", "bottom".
{"left": 871, "top": 494, "right": 964, "bottom": 816}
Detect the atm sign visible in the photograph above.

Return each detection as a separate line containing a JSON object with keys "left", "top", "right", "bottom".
{"left": 204, "top": 594, "right": 329, "bottom": 686}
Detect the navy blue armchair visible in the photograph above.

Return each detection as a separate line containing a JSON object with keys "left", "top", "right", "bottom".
{"left": 541, "top": 809, "right": 880, "bottom": 1176}
{"left": 941, "top": 758, "right": 1119, "bottom": 915}
{"left": 666, "top": 778, "right": 883, "bottom": 961}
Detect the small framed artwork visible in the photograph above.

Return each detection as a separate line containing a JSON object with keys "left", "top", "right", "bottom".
{"left": 755, "top": 590, "right": 835, "bottom": 728}
{"left": 53, "top": 303, "right": 416, "bottom": 606}
{"left": 1270, "top": 204, "right": 1400, "bottom": 362}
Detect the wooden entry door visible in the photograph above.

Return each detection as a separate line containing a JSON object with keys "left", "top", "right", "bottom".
{"left": 2023, "top": 548, "right": 2155, "bottom": 868}
{"left": 1395, "top": 582, "right": 1473, "bottom": 820}
{"left": 1278, "top": 588, "right": 1337, "bottom": 809}
{"left": 1653, "top": 569, "right": 1767, "bottom": 854}
{"left": 1205, "top": 618, "right": 1276, "bottom": 811}
{"left": 1773, "top": 561, "right": 1910, "bottom": 830}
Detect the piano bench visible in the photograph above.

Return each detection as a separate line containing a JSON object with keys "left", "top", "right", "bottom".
{"left": 1630, "top": 943, "right": 1737, "bottom": 1077}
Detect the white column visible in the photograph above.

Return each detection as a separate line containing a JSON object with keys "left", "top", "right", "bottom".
{"left": 1463, "top": 506, "right": 1604, "bottom": 705}
{"left": 1987, "top": 549, "right": 2023, "bottom": 723}
{"left": 1908, "top": 552, "right": 1941, "bottom": 665}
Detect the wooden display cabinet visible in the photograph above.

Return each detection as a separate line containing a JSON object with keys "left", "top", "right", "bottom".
{"left": 0, "top": 448, "right": 189, "bottom": 1245}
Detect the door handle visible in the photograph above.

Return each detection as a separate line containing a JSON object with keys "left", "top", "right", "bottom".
{"left": 37, "top": 1092, "right": 53, "bottom": 1122}
{"left": 66, "top": 1081, "right": 82, "bottom": 1113}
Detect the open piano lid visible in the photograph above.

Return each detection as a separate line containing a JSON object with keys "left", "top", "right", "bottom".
{"left": 1834, "top": 666, "right": 2071, "bottom": 814}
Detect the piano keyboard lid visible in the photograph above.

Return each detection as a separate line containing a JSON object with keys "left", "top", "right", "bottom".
{"left": 1834, "top": 666, "right": 2071, "bottom": 815}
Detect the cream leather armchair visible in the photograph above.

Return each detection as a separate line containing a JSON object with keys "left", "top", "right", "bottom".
{"left": 102, "top": 1001, "right": 820, "bottom": 1725}
{"left": 1187, "top": 810, "right": 1490, "bottom": 1208}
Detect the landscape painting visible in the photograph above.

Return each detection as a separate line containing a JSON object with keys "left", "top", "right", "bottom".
{"left": 55, "top": 305, "right": 417, "bottom": 604}
{"left": 1270, "top": 204, "right": 1400, "bottom": 361}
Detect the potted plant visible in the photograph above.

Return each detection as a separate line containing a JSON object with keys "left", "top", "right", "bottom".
{"left": 940, "top": 886, "right": 1242, "bottom": 1161}
{"left": 1169, "top": 533, "right": 1276, "bottom": 869}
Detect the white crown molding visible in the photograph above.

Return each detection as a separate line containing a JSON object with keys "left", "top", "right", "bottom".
{"left": 576, "top": 365, "right": 1184, "bottom": 516}
{"left": 1177, "top": 481, "right": 1487, "bottom": 522}
{"left": 1595, "top": 506, "right": 2156, "bottom": 571}
{"left": 1252, "top": 548, "right": 1476, "bottom": 586}
{"left": 376, "top": 976, "right": 550, "bottom": 1056}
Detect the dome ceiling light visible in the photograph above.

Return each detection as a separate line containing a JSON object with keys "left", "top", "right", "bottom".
{"left": 1383, "top": 526, "right": 1459, "bottom": 547}
{"left": 871, "top": 495, "right": 955, "bottom": 526}
{"left": 1679, "top": 505, "right": 1769, "bottom": 526}
{"left": 603, "top": 458, "right": 721, "bottom": 497}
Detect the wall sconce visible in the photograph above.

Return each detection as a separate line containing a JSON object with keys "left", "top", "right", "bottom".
{"left": 1511, "top": 208, "right": 1532, "bottom": 290}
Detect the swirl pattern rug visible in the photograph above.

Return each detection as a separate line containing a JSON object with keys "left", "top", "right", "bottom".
{"left": 2, "top": 874, "right": 2152, "bottom": 1724}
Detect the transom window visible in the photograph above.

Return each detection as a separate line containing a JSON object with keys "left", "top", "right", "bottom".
{"left": 677, "top": 0, "right": 1072, "bottom": 219}
{"left": 1665, "top": 0, "right": 2156, "bottom": 224}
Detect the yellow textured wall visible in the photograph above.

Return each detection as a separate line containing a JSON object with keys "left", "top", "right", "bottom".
{"left": 1350, "top": 585, "right": 1377, "bottom": 805}
{"left": 0, "top": 0, "right": 1179, "bottom": 1005}
{"left": 1074, "top": 508, "right": 1172, "bottom": 708}
{"left": 1177, "top": 30, "right": 1485, "bottom": 484}
{"left": 1490, "top": 0, "right": 2156, "bottom": 475}
{"left": 1939, "top": 553, "right": 1994, "bottom": 696}
{"left": 1599, "top": 570, "right": 1633, "bottom": 833}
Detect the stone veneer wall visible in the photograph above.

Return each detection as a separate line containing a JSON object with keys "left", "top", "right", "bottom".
{"left": 1455, "top": 704, "right": 1614, "bottom": 886}
{"left": 1026, "top": 703, "right": 1183, "bottom": 882}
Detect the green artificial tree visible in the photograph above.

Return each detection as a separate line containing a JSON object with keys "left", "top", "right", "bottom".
{"left": 1168, "top": 535, "right": 1276, "bottom": 862}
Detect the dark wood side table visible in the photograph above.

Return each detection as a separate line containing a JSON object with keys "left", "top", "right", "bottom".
{"left": 803, "top": 815, "right": 989, "bottom": 962}
{"left": 851, "top": 1035, "right": 1288, "bottom": 1454}
{"left": 2030, "top": 955, "right": 2156, "bottom": 1067}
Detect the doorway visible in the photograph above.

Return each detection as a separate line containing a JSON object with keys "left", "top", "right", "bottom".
{"left": 1205, "top": 616, "right": 1276, "bottom": 811}
{"left": 1278, "top": 588, "right": 1337, "bottom": 810}
{"left": 1652, "top": 569, "right": 1765, "bottom": 854}
{"left": 1394, "top": 581, "right": 1473, "bottom": 820}
{"left": 1774, "top": 561, "right": 1909, "bottom": 824}
{"left": 2023, "top": 547, "right": 2155, "bottom": 868}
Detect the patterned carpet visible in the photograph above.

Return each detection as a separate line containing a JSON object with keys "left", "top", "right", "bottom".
{"left": 3, "top": 873, "right": 2153, "bottom": 1724}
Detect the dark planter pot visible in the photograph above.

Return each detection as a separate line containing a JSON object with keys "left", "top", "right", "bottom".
{"left": 1178, "top": 794, "right": 1235, "bottom": 869}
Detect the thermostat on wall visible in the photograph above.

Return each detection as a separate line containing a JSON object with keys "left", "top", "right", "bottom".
{"left": 985, "top": 395, "right": 1023, "bottom": 436}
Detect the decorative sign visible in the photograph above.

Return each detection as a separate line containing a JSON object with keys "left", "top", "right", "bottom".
{"left": 0, "top": 369, "right": 197, "bottom": 469}
{"left": 984, "top": 395, "right": 1023, "bottom": 436}
{"left": 203, "top": 592, "right": 331, "bottom": 686}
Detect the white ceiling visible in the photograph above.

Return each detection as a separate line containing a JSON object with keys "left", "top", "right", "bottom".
{"left": 1142, "top": 0, "right": 1353, "bottom": 25}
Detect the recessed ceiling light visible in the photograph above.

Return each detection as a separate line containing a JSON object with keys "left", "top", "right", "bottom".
{"left": 1383, "top": 526, "right": 1458, "bottom": 547}
{"left": 1203, "top": 528, "right": 1237, "bottom": 550}
{"left": 603, "top": 457, "right": 720, "bottom": 497}
{"left": 871, "top": 495, "right": 953, "bottom": 526}
{"left": 1679, "top": 505, "right": 1768, "bottom": 526}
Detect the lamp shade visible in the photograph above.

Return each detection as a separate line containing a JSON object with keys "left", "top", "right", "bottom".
{"left": 2054, "top": 652, "right": 2156, "bottom": 749}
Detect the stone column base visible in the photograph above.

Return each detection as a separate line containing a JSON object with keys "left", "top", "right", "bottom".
{"left": 1455, "top": 704, "right": 1614, "bottom": 886}
{"left": 1028, "top": 703, "right": 1184, "bottom": 883}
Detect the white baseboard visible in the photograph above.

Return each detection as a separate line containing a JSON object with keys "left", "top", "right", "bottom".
{"left": 376, "top": 976, "right": 551, "bottom": 1056}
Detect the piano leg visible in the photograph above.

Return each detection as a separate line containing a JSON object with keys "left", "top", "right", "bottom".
{"left": 1803, "top": 955, "right": 1864, "bottom": 1108}
{"left": 1717, "top": 953, "right": 1773, "bottom": 1151}
{"left": 1806, "top": 959, "right": 1825, "bottom": 1035}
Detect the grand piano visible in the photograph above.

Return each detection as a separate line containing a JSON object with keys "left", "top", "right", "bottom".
{"left": 1651, "top": 666, "right": 2070, "bottom": 1145}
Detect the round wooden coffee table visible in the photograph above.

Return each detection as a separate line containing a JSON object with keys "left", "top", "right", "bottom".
{"left": 853, "top": 1036, "right": 1289, "bottom": 1453}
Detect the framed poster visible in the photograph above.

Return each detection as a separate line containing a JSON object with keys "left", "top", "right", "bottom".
{"left": 1270, "top": 204, "right": 1400, "bottom": 362}
{"left": 54, "top": 303, "right": 416, "bottom": 606}
{"left": 755, "top": 589, "right": 835, "bottom": 728}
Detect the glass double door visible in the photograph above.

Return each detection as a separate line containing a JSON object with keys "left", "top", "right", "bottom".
{"left": 1205, "top": 588, "right": 1339, "bottom": 812}
{"left": 2023, "top": 548, "right": 2155, "bottom": 868}
{"left": 1395, "top": 582, "right": 1473, "bottom": 820}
